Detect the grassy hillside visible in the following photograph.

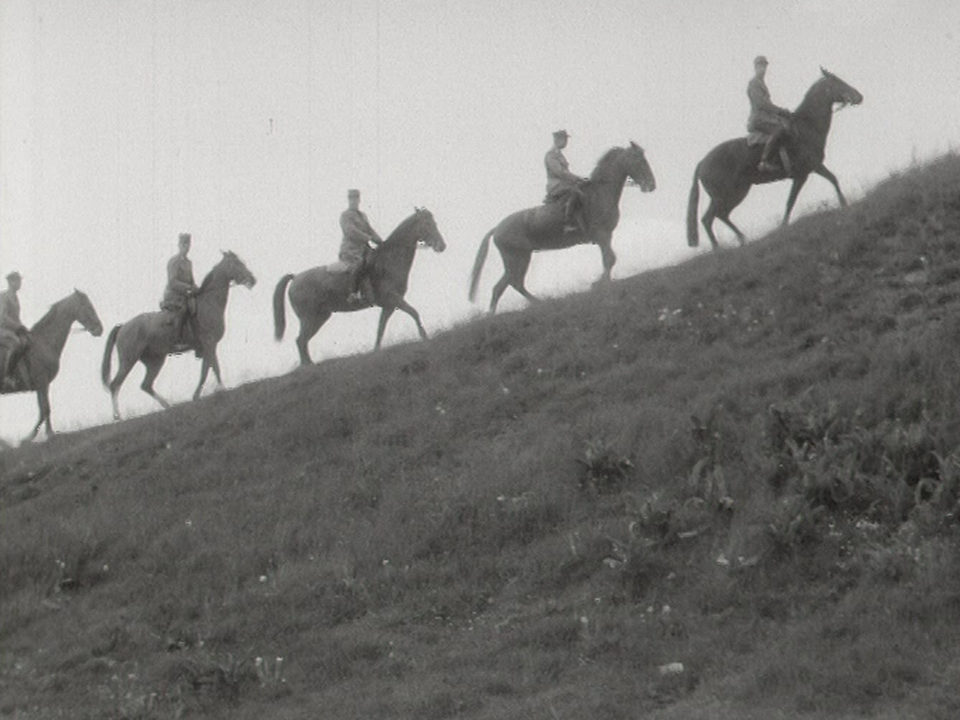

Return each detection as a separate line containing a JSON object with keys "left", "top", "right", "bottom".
{"left": 3, "top": 154, "right": 960, "bottom": 719}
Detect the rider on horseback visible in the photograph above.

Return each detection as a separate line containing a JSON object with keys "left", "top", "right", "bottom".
{"left": 747, "top": 56, "right": 793, "bottom": 175}
{"left": 0, "top": 271, "right": 29, "bottom": 392}
{"left": 544, "top": 130, "right": 588, "bottom": 235}
{"left": 160, "top": 232, "right": 199, "bottom": 345}
{"left": 340, "top": 189, "right": 383, "bottom": 304}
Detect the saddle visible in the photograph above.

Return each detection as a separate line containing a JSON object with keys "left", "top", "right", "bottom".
{"left": 746, "top": 130, "right": 769, "bottom": 147}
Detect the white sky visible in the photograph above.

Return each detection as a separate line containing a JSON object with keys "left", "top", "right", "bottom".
{"left": 1, "top": 0, "right": 958, "bottom": 442}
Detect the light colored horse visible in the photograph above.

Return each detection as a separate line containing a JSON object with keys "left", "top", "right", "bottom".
{"left": 0, "top": 290, "right": 103, "bottom": 442}
{"left": 469, "top": 142, "right": 656, "bottom": 314}
{"left": 273, "top": 208, "right": 447, "bottom": 365}
{"left": 688, "top": 68, "right": 863, "bottom": 249}
{"left": 101, "top": 251, "right": 256, "bottom": 419}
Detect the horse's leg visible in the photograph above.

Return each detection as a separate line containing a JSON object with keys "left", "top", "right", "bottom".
{"left": 392, "top": 298, "right": 428, "bottom": 343}
{"left": 140, "top": 355, "right": 172, "bottom": 410}
{"left": 24, "top": 387, "right": 50, "bottom": 443}
{"left": 718, "top": 214, "right": 747, "bottom": 246}
{"left": 375, "top": 306, "right": 397, "bottom": 350}
{"left": 782, "top": 173, "right": 809, "bottom": 226}
{"left": 701, "top": 200, "right": 721, "bottom": 250}
{"left": 296, "top": 311, "right": 331, "bottom": 366}
{"left": 108, "top": 354, "right": 140, "bottom": 421}
{"left": 595, "top": 234, "right": 616, "bottom": 285}
{"left": 814, "top": 164, "right": 847, "bottom": 207}
{"left": 191, "top": 347, "right": 223, "bottom": 401}
{"left": 506, "top": 249, "right": 537, "bottom": 303}
{"left": 490, "top": 274, "right": 511, "bottom": 314}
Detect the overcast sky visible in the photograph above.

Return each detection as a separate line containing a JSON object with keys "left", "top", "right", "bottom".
{"left": 1, "top": 0, "right": 958, "bottom": 442}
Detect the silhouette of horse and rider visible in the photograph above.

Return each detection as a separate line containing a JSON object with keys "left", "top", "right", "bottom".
{"left": 688, "top": 60, "right": 863, "bottom": 249}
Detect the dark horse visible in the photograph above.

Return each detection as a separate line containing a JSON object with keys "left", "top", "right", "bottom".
{"left": 274, "top": 207, "right": 447, "bottom": 365}
{"left": 469, "top": 142, "right": 656, "bottom": 314}
{"left": 102, "top": 251, "right": 256, "bottom": 420}
{"left": 0, "top": 290, "right": 103, "bottom": 443}
{"left": 688, "top": 68, "right": 863, "bottom": 249}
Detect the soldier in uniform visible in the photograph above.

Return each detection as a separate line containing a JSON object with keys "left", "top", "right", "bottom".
{"left": 0, "top": 271, "right": 29, "bottom": 391}
{"left": 339, "top": 189, "right": 383, "bottom": 304}
{"left": 544, "top": 129, "right": 588, "bottom": 234}
{"left": 161, "top": 232, "right": 199, "bottom": 343}
{"left": 747, "top": 55, "right": 793, "bottom": 174}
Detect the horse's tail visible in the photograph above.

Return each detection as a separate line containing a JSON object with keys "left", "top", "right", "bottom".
{"left": 273, "top": 274, "right": 294, "bottom": 340}
{"left": 687, "top": 162, "right": 701, "bottom": 248}
{"left": 468, "top": 228, "right": 495, "bottom": 303}
{"left": 101, "top": 324, "right": 121, "bottom": 387}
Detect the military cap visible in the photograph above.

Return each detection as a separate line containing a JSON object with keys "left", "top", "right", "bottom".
{"left": 754, "top": 55, "right": 769, "bottom": 66}
{"left": 6, "top": 271, "right": 21, "bottom": 281}
{"left": 552, "top": 129, "right": 570, "bottom": 139}
{"left": 347, "top": 189, "right": 361, "bottom": 198}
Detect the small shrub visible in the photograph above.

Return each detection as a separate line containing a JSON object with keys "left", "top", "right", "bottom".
{"left": 577, "top": 438, "right": 635, "bottom": 494}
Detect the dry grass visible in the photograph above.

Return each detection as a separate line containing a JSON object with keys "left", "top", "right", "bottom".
{"left": 2, "top": 153, "right": 960, "bottom": 719}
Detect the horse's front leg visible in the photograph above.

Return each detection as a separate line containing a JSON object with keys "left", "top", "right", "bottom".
{"left": 394, "top": 298, "right": 428, "bottom": 341}
{"left": 375, "top": 306, "right": 397, "bottom": 350}
{"left": 814, "top": 164, "right": 847, "bottom": 207}
{"left": 192, "top": 347, "right": 223, "bottom": 401}
{"left": 782, "top": 173, "right": 809, "bottom": 226}
{"left": 24, "top": 387, "right": 51, "bottom": 443}
{"left": 595, "top": 235, "right": 616, "bottom": 285}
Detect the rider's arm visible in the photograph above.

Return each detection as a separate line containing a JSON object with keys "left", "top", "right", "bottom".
{"left": 341, "top": 211, "right": 377, "bottom": 245}
{"left": 545, "top": 153, "right": 580, "bottom": 183}
{"left": 747, "top": 79, "right": 784, "bottom": 116}
{"left": 166, "top": 256, "right": 195, "bottom": 294}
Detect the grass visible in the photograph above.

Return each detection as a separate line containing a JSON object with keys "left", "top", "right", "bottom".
{"left": 2, "top": 152, "right": 960, "bottom": 718}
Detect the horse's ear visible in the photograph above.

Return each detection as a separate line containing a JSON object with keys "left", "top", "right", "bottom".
{"left": 821, "top": 66, "right": 828, "bottom": 76}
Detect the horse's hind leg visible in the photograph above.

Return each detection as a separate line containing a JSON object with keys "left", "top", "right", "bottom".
{"left": 490, "top": 274, "right": 511, "bottom": 314}
{"left": 108, "top": 356, "right": 139, "bottom": 420}
{"left": 296, "top": 312, "right": 330, "bottom": 365}
{"left": 718, "top": 213, "right": 747, "bottom": 246}
{"left": 507, "top": 251, "right": 537, "bottom": 303}
{"left": 140, "top": 355, "right": 171, "bottom": 410}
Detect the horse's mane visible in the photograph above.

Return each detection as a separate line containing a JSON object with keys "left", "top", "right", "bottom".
{"left": 197, "top": 251, "right": 239, "bottom": 294}
{"left": 382, "top": 209, "right": 426, "bottom": 246}
{"left": 30, "top": 291, "right": 80, "bottom": 334}
{"left": 589, "top": 147, "right": 626, "bottom": 182}
{"left": 795, "top": 71, "right": 843, "bottom": 119}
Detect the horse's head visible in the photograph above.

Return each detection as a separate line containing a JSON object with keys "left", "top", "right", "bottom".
{"left": 819, "top": 67, "right": 863, "bottom": 108}
{"left": 219, "top": 251, "right": 257, "bottom": 289}
{"left": 413, "top": 207, "right": 447, "bottom": 254}
{"left": 69, "top": 289, "right": 103, "bottom": 337}
{"left": 625, "top": 142, "right": 656, "bottom": 193}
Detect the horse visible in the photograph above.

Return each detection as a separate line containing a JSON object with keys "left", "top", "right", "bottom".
{"left": 687, "top": 68, "right": 863, "bottom": 249}
{"left": 101, "top": 251, "right": 256, "bottom": 420}
{"left": 468, "top": 142, "right": 656, "bottom": 314}
{"left": 273, "top": 207, "right": 446, "bottom": 365}
{"left": 0, "top": 290, "right": 103, "bottom": 443}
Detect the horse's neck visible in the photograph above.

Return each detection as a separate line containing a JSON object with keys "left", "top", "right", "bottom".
{"left": 587, "top": 167, "right": 627, "bottom": 209}
{"left": 30, "top": 301, "right": 74, "bottom": 356}
{"left": 374, "top": 221, "right": 418, "bottom": 273}
{"left": 198, "top": 269, "right": 231, "bottom": 308}
{"left": 794, "top": 85, "right": 834, "bottom": 142}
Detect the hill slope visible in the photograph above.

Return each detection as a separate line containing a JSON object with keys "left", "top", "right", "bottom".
{"left": 3, "top": 155, "right": 960, "bottom": 719}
